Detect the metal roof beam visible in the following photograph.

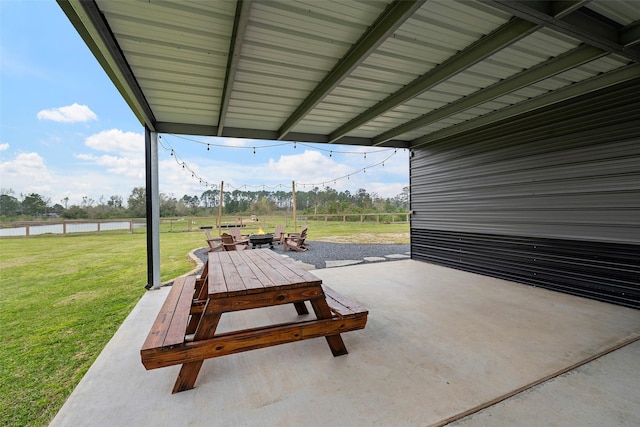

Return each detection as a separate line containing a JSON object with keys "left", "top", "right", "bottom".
{"left": 155, "top": 122, "right": 409, "bottom": 148}
{"left": 484, "top": 0, "right": 640, "bottom": 62}
{"left": 621, "top": 20, "right": 640, "bottom": 48}
{"left": 57, "top": 0, "right": 157, "bottom": 130}
{"left": 410, "top": 63, "right": 640, "bottom": 148}
{"left": 372, "top": 45, "right": 606, "bottom": 145}
{"left": 217, "top": 0, "right": 252, "bottom": 137}
{"left": 328, "top": 18, "right": 538, "bottom": 144}
{"left": 276, "top": 0, "right": 425, "bottom": 140}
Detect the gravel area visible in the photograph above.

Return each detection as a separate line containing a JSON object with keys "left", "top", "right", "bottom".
{"left": 194, "top": 240, "right": 410, "bottom": 270}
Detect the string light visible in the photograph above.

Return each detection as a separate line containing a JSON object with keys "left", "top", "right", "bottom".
{"left": 159, "top": 134, "right": 405, "bottom": 191}
{"left": 166, "top": 134, "right": 398, "bottom": 156}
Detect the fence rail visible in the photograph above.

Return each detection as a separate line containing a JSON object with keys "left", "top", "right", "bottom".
{"left": 303, "top": 213, "right": 410, "bottom": 224}
{"left": 0, "top": 213, "right": 408, "bottom": 237}
{"left": 0, "top": 219, "right": 144, "bottom": 237}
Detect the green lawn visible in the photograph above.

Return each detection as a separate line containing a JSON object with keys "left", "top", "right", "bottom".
{"left": 0, "top": 222, "right": 408, "bottom": 426}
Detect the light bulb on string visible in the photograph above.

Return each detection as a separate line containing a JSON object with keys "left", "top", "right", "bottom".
{"left": 253, "top": 147, "right": 256, "bottom": 155}
{"left": 330, "top": 151, "right": 332, "bottom": 158}
{"left": 364, "top": 152, "right": 367, "bottom": 159}
{"left": 207, "top": 144, "right": 210, "bottom": 151}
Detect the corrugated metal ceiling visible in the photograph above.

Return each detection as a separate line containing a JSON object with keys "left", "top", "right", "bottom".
{"left": 58, "top": 0, "right": 640, "bottom": 148}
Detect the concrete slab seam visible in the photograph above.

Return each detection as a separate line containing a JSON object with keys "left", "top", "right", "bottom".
{"left": 429, "top": 334, "right": 640, "bottom": 427}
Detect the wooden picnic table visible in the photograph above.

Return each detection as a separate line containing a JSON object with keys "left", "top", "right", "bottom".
{"left": 141, "top": 249, "right": 368, "bottom": 393}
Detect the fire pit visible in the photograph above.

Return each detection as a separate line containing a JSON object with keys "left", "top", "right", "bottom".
{"left": 249, "top": 233, "right": 274, "bottom": 249}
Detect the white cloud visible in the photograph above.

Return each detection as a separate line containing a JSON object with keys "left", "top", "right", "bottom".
{"left": 159, "top": 158, "right": 209, "bottom": 198}
{"left": 72, "top": 129, "right": 145, "bottom": 181}
{"left": 0, "top": 152, "right": 53, "bottom": 193}
{"left": 75, "top": 153, "right": 144, "bottom": 179}
{"left": 366, "top": 182, "right": 407, "bottom": 199}
{"left": 37, "top": 103, "right": 97, "bottom": 123}
{"left": 267, "top": 150, "right": 351, "bottom": 183}
{"left": 0, "top": 129, "right": 146, "bottom": 205}
{"left": 0, "top": 150, "right": 145, "bottom": 205}
{"left": 84, "top": 129, "right": 143, "bottom": 154}
{"left": 0, "top": 152, "right": 47, "bottom": 176}
{"left": 0, "top": 143, "right": 9, "bottom": 151}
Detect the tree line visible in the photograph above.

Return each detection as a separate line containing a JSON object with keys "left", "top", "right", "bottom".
{"left": 0, "top": 186, "right": 409, "bottom": 220}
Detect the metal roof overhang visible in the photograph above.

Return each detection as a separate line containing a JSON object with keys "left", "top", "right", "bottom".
{"left": 57, "top": 0, "right": 640, "bottom": 149}
{"left": 57, "top": 0, "right": 640, "bottom": 290}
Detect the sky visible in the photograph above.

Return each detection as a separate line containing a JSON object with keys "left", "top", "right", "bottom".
{"left": 0, "top": 1, "right": 409, "bottom": 207}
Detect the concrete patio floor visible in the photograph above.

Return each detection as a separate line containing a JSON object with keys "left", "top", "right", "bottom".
{"left": 49, "top": 260, "right": 640, "bottom": 426}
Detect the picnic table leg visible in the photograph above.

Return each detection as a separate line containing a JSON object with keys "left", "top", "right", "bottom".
{"left": 173, "top": 361, "right": 204, "bottom": 393}
{"left": 309, "top": 298, "right": 348, "bottom": 356}
{"left": 293, "top": 301, "right": 309, "bottom": 315}
{"left": 173, "top": 305, "right": 222, "bottom": 393}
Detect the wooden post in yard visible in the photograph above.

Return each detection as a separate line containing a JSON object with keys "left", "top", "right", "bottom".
{"left": 292, "top": 181, "right": 297, "bottom": 232}
{"left": 218, "top": 181, "right": 224, "bottom": 236}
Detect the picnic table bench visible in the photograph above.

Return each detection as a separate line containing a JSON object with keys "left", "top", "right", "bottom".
{"left": 140, "top": 249, "right": 368, "bottom": 393}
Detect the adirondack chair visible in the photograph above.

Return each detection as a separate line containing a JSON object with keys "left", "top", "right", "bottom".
{"left": 229, "top": 227, "right": 250, "bottom": 244}
{"left": 204, "top": 230, "right": 223, "bottom": 252}
{"left": 221, "top": 233, "right": 249, "bottom": 251}
{"left": 286, "top": 225, "right": 307, "bottom": 239}
{"left": 283, "top": 226, "right": 308, "bottom": 252}
{"left": 274, "top": 224, "right": 285, "bottom": 245}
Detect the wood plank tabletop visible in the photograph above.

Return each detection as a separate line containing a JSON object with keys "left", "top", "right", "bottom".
{"left": 207, "top": 249, "right": 322, "bottom": 298}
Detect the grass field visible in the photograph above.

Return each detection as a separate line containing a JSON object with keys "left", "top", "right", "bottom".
{"left": 0, "top": 222, "right": 408, "bottom": 426}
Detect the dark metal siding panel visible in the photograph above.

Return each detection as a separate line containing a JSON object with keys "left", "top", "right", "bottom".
{"left": 410, "top": 81, "right": 640, "bottom": 244}
{"left": 409, "top": 79, "right": 640, "bottom": 308}
{"left": 411, "top": 229, "right": 640, "bottom": 309}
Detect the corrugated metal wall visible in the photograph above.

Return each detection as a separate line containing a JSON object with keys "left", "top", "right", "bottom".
{"left": 410, "top": 79, "right": 640, "bottom": 309}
